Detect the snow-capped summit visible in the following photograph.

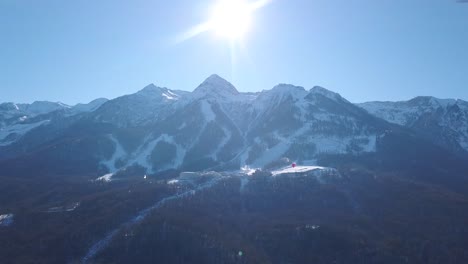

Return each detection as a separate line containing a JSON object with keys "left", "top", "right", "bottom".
{"left": 137, "top": 84, "right": 164, "bottom": 96}
{"left": 0, "top": 101, "right": 71, "bottom": 122}
{"left": 251, "top": 84, "right": 308, "bottom": 111}
{"left": 137, "top": 83, "right": 160, "bottom": 94}
{"left": 309, "top": 86, "right": 344, "bottom": 102}
{"left": 0, "top": 97, "right": 111, "bottom": 147}
{"left": 269, "top": 84, "right": 307, "bottom": 96}
{"left": 0, "top": 101, "right": 65, "bottom": 146}
{"left": 2, "top": 75, "right": 468, "bottom": 177}
{"left": 91, "top": 83, "right": 184, "bottom": 127}
{"left": 136, "top": 84, "right": 180, "bottom": 101}
{"left": 192, "top": 74, "right": 239, "bottom": 99}
{"left": 28, "top": 101, "right": 70, "bottom": 114}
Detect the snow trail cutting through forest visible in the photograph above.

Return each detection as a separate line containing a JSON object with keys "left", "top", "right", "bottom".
{"left": 81, "top": 177, "right": 222, "bottom": 263}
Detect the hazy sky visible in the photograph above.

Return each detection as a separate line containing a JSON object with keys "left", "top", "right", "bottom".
{"left": 1, "top": 0, "right": 467, "bottom": 104}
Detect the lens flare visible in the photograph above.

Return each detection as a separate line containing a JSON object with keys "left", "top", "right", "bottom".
{"left": 209, "top": 0, "right": 252, "bottom": 39}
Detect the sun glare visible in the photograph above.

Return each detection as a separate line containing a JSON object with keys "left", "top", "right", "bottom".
{"left": 209, "top": 0, "right": 253, "bottom": 39}
{"left": 177, "top": 0, "right": 270, "bottom": 43}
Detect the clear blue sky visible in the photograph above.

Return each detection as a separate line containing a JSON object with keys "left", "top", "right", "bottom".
{"left": 1, "top": 0, "right": 467, "bottom": 104}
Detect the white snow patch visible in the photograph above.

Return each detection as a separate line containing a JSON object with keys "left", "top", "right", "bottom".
{"left": 305, "top": 225, "right": 320, "bottom": 230}
{"left": 0, "top": 214, "right": 14, "bottom": 227}
{"left": 240, "top": 166, "right": 257, "bottom": 176}
{"left": 200, "top": 100, "right": 216, "bottom": 122}
{"left": 210, "top": 126, "right": 232, "bottom": 160}
{"left": 101, "top": 135, "right": 126, "bottom": 172}
{"left": 129, "top": 134, "right": 186, "bottom": 172}
{"left": 162, "top": 92, "right": 177, "bottom": 100}
{"left": 271, "top": 165, "right": 340, "bottom": 183}
{"left": 166, "top": 90, "right": 178, "bottom": 97}
{"left": 96, "top": 173, "right": 114, "bottom": 182}
{"left": 130, "top": 137, "right": 161, "bottom": 171}
{"left": 251, "top": 126, "right": 310, "bottom": 167}
{"left": 167, "top": 179, "right": 179, "bottom": 185}
{"left": 271, "top": 166, "right": 326, "bottom": 176}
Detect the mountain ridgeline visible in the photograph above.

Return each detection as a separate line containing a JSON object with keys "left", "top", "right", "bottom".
{"left": 1, "top": 74, "right": 467, "bottom": 180}
{"left": 2, "top": 75, "right": 468, "bottom": 264}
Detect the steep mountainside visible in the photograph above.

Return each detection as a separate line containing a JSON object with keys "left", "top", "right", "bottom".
{"left": 0, "top": 99, "right": 108, "bottom": 148}
{"left": 0, "top": 76, "right": 467, "bottom": 181}
{"left": 0, "top": 75, "right": 394, "bottom": 177}
{"left": 1, "top": 76, "right": 468, "bottom": 264}
{"left": 359, "top": 97, "right": 468, "bottom": 155}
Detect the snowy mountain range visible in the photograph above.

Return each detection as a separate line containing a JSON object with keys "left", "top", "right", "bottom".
{"left": 0, "top": 98, "right": 108, "bottom": 147}
{"left": 1, "top": 75, "right": 467, "bottom": 177}
{"left": 359, "top": 97, "right": 468, "bottom": 155}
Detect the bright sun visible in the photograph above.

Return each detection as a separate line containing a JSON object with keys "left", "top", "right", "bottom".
{"left": 209, "top": 0, "right": 253, "bottom": 39}
{"left": 177, "top": 0, "right": 270, "bottom": 43}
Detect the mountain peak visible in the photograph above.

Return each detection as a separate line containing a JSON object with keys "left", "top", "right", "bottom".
{"left": 408, "top": 96, "right": 457, "bottom": 109}
{"left": 71, "top": 98, "right": 109, "bottom": 113}
{"left": 271, "top": 83, "right": 306, "bottom": 92}
{"left": 137, "top": 83, "right": 162, "bottom": 94}
{"left": 135, "top": 84, "right": 181, "bottom": 102}
{"left": 193, "top": 74, "right": 239, "bottom": 97}
{"left": 26, "top": 101, "right": 70, "bottom": 115}
{"left": 309, "top": 86, "right": 343, "bottom": 101}
{"left": 203, "top": 74, "right": 232, "bottom": 86}
{"left": 268, "top": 84, "right": 307, "bottom": 98}
{"left": 0, "top": 102, "right": 20, "bottom": 111}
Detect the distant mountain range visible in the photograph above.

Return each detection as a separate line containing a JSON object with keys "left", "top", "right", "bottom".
{"left": 359, "top": 97, "right": 468, "bottom": 155}
{"left": 1, "top": 74, "right": 467, "bottom": 178}
{"left": 0, "top": 98, "right": 108, "bottom": 147}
